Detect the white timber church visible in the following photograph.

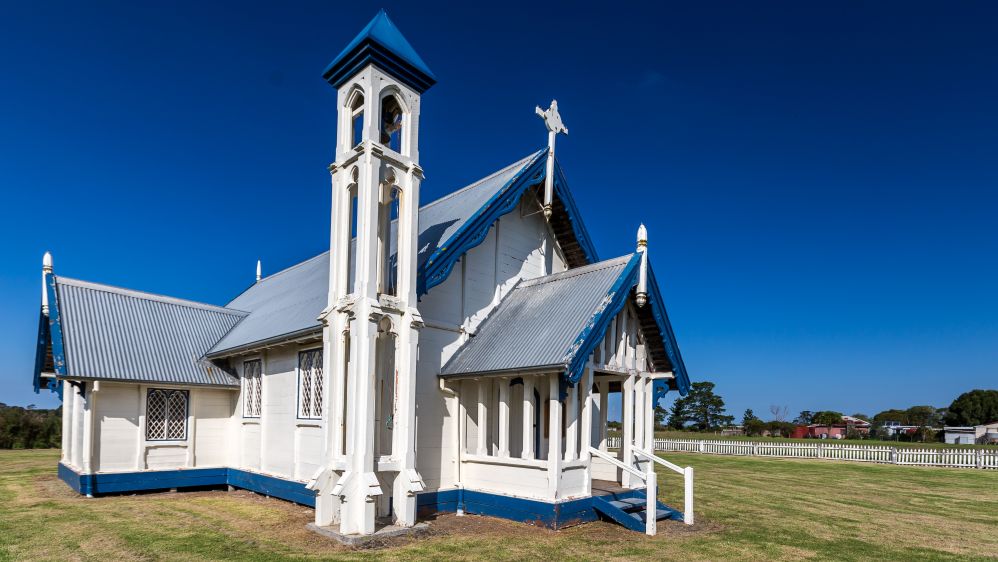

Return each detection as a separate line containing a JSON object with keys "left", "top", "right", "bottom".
{"left": 32, "top": 10, "right": 693, "bottom": 537}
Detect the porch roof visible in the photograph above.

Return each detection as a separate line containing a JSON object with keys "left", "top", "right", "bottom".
{"left": 439, "top": 254, "right": 691, "bottom": 394}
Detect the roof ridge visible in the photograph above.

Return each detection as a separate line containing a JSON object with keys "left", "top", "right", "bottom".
{"left": 56, "top": 276, "right": 248, "bottom": 316}
{"left": 517, "top": 254, "right": 634, "bottom": 289}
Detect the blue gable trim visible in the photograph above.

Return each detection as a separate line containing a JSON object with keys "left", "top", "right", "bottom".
{"left": 32, "top": 309, "right": 48, "bottom": 394}
{"left": 35, "top": 273, "right": 68, "bottom": 395}
{"left": 57, "top": 464, "right": 315, "bottom": 507}
{"left": 560, "top": 256, "right": 691, "bottom": 395}
{"left": 419, "top": 150, "right": 546, "bottom": 295}
{"left": 418, "top": 151, "right": 600, "bottom": 296}
{"left": 553, "top": 161, "right": 599, "bottom": 265}
{"left": 562, "top": 254, "right": 642, "bottom": 385}
{"left": 647, "top": 266, "right": 691, "bottom": 395}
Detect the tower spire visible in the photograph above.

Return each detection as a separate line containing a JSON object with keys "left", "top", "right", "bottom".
{"left": 535, "top": 100, "right": 568, "bottom": 219}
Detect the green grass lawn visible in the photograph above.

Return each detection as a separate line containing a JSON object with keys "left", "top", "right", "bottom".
{"left": 1, "top": 449, "right": 995, "bottom": 561}
{"left": 607, "top": 429, "right": 990, "bottom": 449}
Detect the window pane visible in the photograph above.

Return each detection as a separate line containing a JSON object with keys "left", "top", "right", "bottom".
{"left": 299, "top": 349, "right": 323, "bottom": 418}
{"left": 167, "top": 391, "right": 188, "bottom": 439}
{"left": 147, "top": 390, "right": 167, "bottom": 440}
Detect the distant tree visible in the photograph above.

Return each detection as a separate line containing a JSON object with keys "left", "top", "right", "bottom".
{"left": 0, "top": 403, "right": 61, "bottom": 449}
{"left": 769, "top": 405, "right": 789, "bottom": 422}
{"left": 742, "top": 408, "right": 759, "bottom": 426}
{"left": 794, "top": 410, "right": 815, "bottom": 425}
{"left": 681, "top": 382, "right": 733, "bottom": 431}
{"left": 744, "top": 419, "right": 766, "bottom": 436}
{"left": 873, "top": 409, "right": 909, "bottom": 425}
{"left": 850, "top": 413, "right": 870, "bottom": 422}
{"left": 812, "top": 411, "right": 843, "bottom": 437}
{"left": 766, "top": 421, "right": 795, "bottom": 438}
{"left": 903, "top": 405, "right": 941, "bottom": 442}
{"left": 667, "top": 399, "right": 689, "bottom": 430}
{"left": 945, "top": 390, "right": 998, "bottom": 427}
{"left": 654, "top": 406, "right": 668, "bottom": 430}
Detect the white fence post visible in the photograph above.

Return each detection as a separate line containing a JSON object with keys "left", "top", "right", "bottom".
{"left": 976, "top": 449, "right": 983, "bottom": 470}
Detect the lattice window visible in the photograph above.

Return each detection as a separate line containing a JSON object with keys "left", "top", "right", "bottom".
{"left": 298, "top": 349, "right": 323, "bottom": 419}
{"left": 146, "top": 389, "right": 188, "bottom": 440}
{"left": 243, "top": 360, "right": 262, "bottom": 417}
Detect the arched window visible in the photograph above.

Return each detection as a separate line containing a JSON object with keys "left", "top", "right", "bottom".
{"left": 380, "top": 94, "right": 404, "bottom": 153}
{"left": 348, "top": 91, "right": 364, "bottom": 147}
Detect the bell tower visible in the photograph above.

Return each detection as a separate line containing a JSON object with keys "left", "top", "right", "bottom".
{"left": 316, "top": 10, "right": 435, "bottom": 535}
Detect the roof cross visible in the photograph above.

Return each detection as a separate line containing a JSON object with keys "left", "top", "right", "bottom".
{"left": 535, "top": 100, "right": 568, "bottom": 219}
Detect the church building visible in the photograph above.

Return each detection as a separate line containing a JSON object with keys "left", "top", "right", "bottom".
{"left": 32, "top": 10, "right": 693, "bottom": 538}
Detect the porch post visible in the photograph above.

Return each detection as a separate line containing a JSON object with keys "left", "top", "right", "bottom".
{"left": 621, "top": 374, "right": 634, "bottom": 487}
{"left": 565, "top": 380, "right": 579, "bottom": 461}
{"left": 476, "top": 379, "right": 488, "bottom": 456}
{"left": 521, "top": 376, "right": 534, "bottom": 460}
{"left": 547, "top": 375, "right": 562, "bottom": 498}
{"left": 498, "top": 377, "right": 510, "bottom": 458}
{"left": 580, "top": 365, "right": 594, "bottom": 495}
{"left": 644, "top": 377, "right": 655, "bottom": 452}
{"left": 634, "top": 373, "right": 645, "bottom": 455}
{"left": 598, "top": 380, "right": 609, "bottom": 451}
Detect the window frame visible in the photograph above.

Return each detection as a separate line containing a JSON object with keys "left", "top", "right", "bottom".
{"left": 145, "top": 388, "right": 189, "bottom": 441}
{"left": 242, "top": 359, "right": 262, "bottom": 418}
{"left": 296, "top": 347, "right": 324, "bottom": 420}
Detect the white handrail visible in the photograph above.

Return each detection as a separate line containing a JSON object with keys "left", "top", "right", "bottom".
{"left": 633, "top": 448, "right": 695, "bottom": 526}
{"left": 634, "top": 448, "right": 683, "bottom": 474}
{"left": 589, "top": 447, "right": 646, "bottom": 480}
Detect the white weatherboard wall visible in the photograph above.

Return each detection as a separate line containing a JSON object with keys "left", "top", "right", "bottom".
{"left": 415, "top": 198, "right": 567, "bottom": 493}
{"left": 88, "top": 382, "right": 237, "bottom": 473}
{"left": 231, "top": 346, "right": 324, "bottom": 483}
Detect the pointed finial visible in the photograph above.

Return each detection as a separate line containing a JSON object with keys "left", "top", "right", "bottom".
{"left": 41, "top": 252, "right": 52, "bottom": 315}
{"left": 256, "top": 260, "right": 262, "bottom": 283}
{"left": 535, "top": 100, "right": 568, "bottom": 220}
{"left": 636, "top": 225, "right": 648, "bottom": 307}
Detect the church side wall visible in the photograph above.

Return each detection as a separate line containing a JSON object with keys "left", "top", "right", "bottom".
{"left": 85, "top": 382, "right": 236, "bottom": 474}
{"left": 414, "top": 198, "right": 568, "bottom": 493}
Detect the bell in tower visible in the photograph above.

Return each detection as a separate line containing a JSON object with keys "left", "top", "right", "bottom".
{"left": 314, "top": 9, "right": 435, "bottom": 536}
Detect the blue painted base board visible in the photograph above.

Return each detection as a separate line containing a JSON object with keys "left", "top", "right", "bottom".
{"left": 415, "top": 487, "right": 648, "bottom": 530}
{"left": 59, "top": 464, "right": 660, "bottom": 531}
{"left": 58, "top": 463, "right": 315, "bottom": 507}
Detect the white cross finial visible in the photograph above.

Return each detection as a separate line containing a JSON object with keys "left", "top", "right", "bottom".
{"left": 636, "top": 224, "right": 648, "bottom": 307}
{"left": 535, "top": 100, "right": 568, "bottom": 135}
{"left": 535, "top": 100, "right": 568, "bottom": 219}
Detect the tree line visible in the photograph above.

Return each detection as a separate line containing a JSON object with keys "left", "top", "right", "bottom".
{"left": 0, "top": 403, "right": 61, "bottom": 449}
{"left": 659, "top": 385, "right": 997, "bottom": 442}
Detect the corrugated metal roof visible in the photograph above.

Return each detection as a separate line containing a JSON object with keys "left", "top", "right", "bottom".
{"left": 440, "top": 255, "right": 633, "bottom": 378}
{"left": 206, "top": 152, "right": 539, "bottom": 356}
{"left": 54, "top": 277, "right": 245, "bottom": 387}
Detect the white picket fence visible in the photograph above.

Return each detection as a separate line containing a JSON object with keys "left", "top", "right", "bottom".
{"left": 604, "top": 437, "right": 998, "bottom": 469}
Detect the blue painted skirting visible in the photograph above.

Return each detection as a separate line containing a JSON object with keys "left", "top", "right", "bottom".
{"left": 60, "top": 464, "right": 652, "bottom": 530}
{"left": 415, "top": 487, "right": 646, "bottom": 530}
{"left": 58, "top": 463, "right": 315, "bottom": 507}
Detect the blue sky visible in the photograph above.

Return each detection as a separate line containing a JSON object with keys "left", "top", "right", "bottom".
{"left": 1, "top": 1, "right": 996, "bottom": 420}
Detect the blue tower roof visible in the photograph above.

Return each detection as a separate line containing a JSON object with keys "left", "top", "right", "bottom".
{"left": 322, "top": 10, "right": 436, "bottom": 93}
